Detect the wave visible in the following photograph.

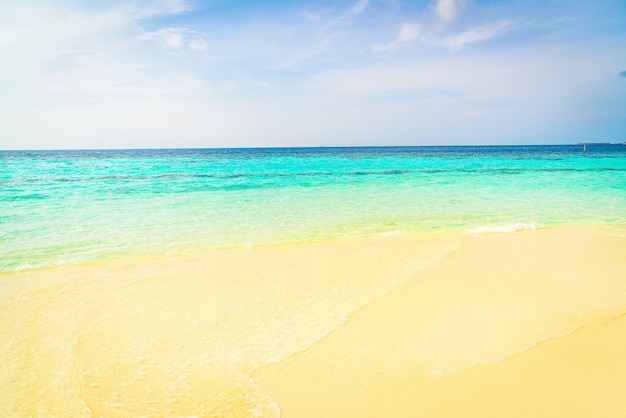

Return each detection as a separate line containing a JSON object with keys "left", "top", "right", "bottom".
{"left": 373, "top": 230, "right": 409, "bottom": 237}
{"left": 468, "top": 222, "right": 542, "bottom": 233}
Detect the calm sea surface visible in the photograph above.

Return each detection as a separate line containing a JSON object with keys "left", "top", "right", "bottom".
{"left": 1, "top": 145, "right": 625, "bottom": 271}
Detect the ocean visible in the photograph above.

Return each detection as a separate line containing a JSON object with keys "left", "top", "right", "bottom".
{"left": 2, "top": 144, "right": 625, "bottom": 272}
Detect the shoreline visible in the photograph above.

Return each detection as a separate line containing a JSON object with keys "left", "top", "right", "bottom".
{"left": 3, "top": 220, "right": 624, "bottom": 275}
{"left": 2, "top": 224, "right": 625, "bottom": 417}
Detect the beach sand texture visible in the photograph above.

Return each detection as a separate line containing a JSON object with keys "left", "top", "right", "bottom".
{"left": 1, "top": 225, "right": 625, "bottom": 417}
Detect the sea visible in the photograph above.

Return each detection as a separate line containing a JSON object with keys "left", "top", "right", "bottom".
{"left": 1, "top": 144, "right": 625, "bottom": 272}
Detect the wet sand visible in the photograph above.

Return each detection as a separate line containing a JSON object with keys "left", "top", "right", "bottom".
{"left": 1, "top": 226, "right": 625, "bottom": 417}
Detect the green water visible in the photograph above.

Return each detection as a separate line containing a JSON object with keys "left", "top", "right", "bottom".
{"left": 1, "top": 145, "right": 625, "bottom": 271}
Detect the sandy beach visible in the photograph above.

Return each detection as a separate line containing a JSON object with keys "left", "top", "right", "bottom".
{"left": 1, "top": 225, "right": 625, "bottom": 417}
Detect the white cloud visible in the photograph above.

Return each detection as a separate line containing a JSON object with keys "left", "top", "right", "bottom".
{"left": 133, "top": 0, "right": 195, "bottom": 19}
{"left": 431, "top": 0, "right": 470, "bottom": 26}
{"left": 137, "top": 28, "right": 185, "bottom": 48}
{"left": 136, "top": 27, "right": 207, "bottom": 51}
{"left": 347, "top": 0, "right": 369, "bottom": 16}
{"left": 0, "top": 0, "right": 212, "bottom": 112}
{"left": 371, "top": 42, "right": 398, "bottom": 54}
{"left": 371, "top": 2, "right": 508, "bottom": 55}
{"left": 439, "top": 21, "right": 511, "bottom": 50}
{"left": 188, "top": 37, "right": 207, "bottom": 51}
{"left": 398, "top": 22, "right": 421, "bottom": 43}
{"left": 300, "top": 10, "right": 322, "bottom": 21}
{"left": 300, "top": 40, "right": 620, "bottom": 119}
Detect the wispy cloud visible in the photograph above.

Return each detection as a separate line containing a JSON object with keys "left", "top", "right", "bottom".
{"left": 137, "top": 27, "right": 207, "bottom": 51}
{"left": 375, "top": 5, "right": 509, "bottom": 53}
{"left": 398, "top": 22, "right": 421, "bottom": 43}
{"left": 371, "top": 42, "right": 398, "bottom": 54}
{"left": 0, "top": 0, "right": 210, "bottom": 109}
{"left": 301, "top": 42, "right": 612, "bottom": 107}
{"left": 431, "top": 0, "right": 470, "bottom": 26}
{"left": 347, "top": 0, "right": 369, "bottom": 16}
{"left": 438, "top": 20, "right": 511, "bottom": 50}
{"left": 371, "top": 21, "right": 420, "bottom": 54}
{"left": 188, "top": 38, "right": 207, "bottom": 51}
{"left": 299, "top": 10, "right": 323, "bottom": 22}
{"left": 137, "top": 28, "right": 186, "bottom": 48}
{"left": 132, "top": 0, "right": 195, "bottom": 19}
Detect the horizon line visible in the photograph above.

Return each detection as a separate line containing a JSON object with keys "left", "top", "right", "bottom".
{"left": 4, "top": 142, "right": 625, "bottom": 152}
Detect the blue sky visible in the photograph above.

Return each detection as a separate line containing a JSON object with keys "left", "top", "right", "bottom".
{"left": 0, "top": 0, "right": 625, "bottom": 149}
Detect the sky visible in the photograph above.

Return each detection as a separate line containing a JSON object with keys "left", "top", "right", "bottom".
{"left": 0, "top": 0, "right": 625, "bottom": 149}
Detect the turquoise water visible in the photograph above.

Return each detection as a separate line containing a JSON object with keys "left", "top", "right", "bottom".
{"left": 1, "top": 145, "right": 625, "bottom": 271}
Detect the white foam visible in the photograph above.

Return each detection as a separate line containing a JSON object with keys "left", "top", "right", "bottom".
{"left": 375, "top": 230, "right": 408, "bottom": 237}
{"left": 247, "top": 379, "right": 282, "bottom": 418}
{"left": 468, "top": 222, "right": 542, "bottom": 234}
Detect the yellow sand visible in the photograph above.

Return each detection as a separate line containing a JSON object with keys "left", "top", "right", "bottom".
{"left": 1, "top": 226, "right": 625, "bottom": 417}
